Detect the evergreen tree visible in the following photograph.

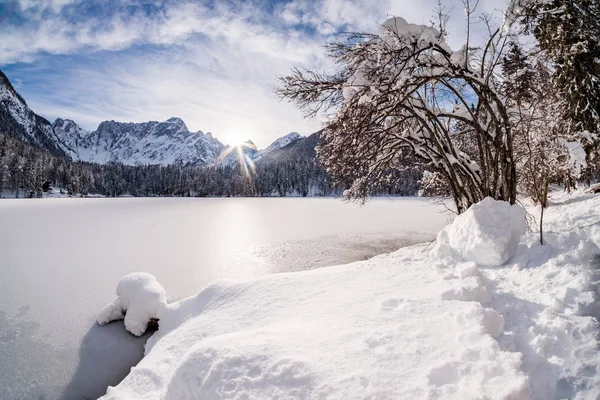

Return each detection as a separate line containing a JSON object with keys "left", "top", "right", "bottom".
{"left": 502, "top": 41, "right": 536, "bottom": 106}
{"left": 518, "top": 0, "right": 600, "bottom": 133}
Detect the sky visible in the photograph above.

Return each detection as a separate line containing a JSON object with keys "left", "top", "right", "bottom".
{"left": 0, "top": 0, "right": 503, "bottom": 148}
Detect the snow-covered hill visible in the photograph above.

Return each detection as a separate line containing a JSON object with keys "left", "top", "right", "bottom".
{"left": 0, "top": 70, "right": 69, "bottom": 157}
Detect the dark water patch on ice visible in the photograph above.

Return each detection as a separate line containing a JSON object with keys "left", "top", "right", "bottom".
{"left": 247, "top": 233, "right": 434, "bottom": 274}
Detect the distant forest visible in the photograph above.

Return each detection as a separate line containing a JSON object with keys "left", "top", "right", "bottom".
{"left": 0, "top": 132, "right": 422, "bottom": 198}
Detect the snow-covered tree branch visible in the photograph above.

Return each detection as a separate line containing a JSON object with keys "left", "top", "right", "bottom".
{"left": 278, "top": 16, "right": 517, "bottom": 213}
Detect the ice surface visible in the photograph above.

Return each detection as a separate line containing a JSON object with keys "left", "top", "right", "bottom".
{"left": 0, "top": 197, "right": 447, "bottom": 399}
{"left": 436, "top": 197, "right": 527, "bottom": 266}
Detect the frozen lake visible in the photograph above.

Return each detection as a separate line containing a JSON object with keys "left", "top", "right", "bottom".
{"left": 0, "top": 197, "right": 449, "bottom": 399}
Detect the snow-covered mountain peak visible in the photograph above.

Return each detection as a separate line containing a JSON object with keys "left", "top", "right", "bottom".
{"left": 166, "top": 116, "right": 186, "bottom": 125}
{"left": 52, "top": 117, "right": 225, "bottom": 167}
{"left": 52, "top": 118, "right": 90, "bottom": 136}
{"left": 0, "top": 69, "right": 69, "bottom": 157}
{"left": 153, "top": 117, "right": 191, "bottom": 137}
{"left": 265, "top": 132, "right": 303, "bottom": 151}
{"left": 254, "top": 132, "right": 304, "bottom": 160}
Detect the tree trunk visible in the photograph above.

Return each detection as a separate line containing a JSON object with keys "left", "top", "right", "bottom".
{"left": 539, "top": 178, "right": 549, "bottom": 245}
{"left": 539, "top": 204, "right": 544, "bottom": 245}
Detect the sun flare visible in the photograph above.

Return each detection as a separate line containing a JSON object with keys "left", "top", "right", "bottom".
{"left": 216, "top": 132, "right": 258, "bottom": 179}
{"left": 223, "top": 131, "right": 248, "bottom": 147}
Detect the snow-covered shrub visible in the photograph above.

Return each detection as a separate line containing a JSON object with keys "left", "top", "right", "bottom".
{"left": 97, "top": 272, "right": 167, "bottom": 336}
{"left": 436, "top": 198, "right": 527, "bottom": 266}
{"left": 418, "top": 171, "right": 451, "bottom": 197}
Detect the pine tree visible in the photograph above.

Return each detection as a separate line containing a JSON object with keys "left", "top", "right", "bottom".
{"left": 502, "top": 41, "right": 536, "bottom": 106}
{"left": 520, "top": 0, "right": 600, "bottom": 133}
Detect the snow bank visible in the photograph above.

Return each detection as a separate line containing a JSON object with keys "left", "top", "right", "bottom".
{"left": 100, "top": 192, "right": 600, "bottom": 399}
{"left": 97, "top": 273, "right": 166, "bottom": 336}
{"left": 436, "top": 197, "right": 526, "bottom": 266}
{"left": 101, "top": 254, "right": 530, "bottom": 399}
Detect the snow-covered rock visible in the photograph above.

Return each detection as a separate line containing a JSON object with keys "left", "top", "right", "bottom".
{"left": 436, "top": 197, "right": 527, "bottom": 266}
{"left": 97, "top": 272, "right": 166, "bottom": 336}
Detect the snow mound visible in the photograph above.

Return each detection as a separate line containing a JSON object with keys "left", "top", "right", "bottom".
{"left": 437, "top": 198, "right": 526, "bottom": 266}
{"left": 97, "top": 272, "right": 166, "bottom": 336}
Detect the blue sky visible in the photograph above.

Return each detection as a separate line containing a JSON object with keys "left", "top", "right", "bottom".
{"left": 0, "top": 0, "right": 501, "bottom": 147}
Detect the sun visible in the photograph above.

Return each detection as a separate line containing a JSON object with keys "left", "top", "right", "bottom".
{"left": 216, "top": 130, "right": 258, "bottom": 178}
{"left": 223, "top": 130, "right": 247, "bottom": 147}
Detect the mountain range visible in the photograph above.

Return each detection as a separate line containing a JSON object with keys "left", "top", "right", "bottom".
{"left": 1, "top": 69, "right": 310, "bottom": 167}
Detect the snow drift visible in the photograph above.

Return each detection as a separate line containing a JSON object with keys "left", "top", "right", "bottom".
{"left": 436, "top": 197, "right": 527, "bottom": 266}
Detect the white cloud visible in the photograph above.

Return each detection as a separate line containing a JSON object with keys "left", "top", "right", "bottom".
{"left": 2, "top": 0, "right": 509, "bottom": 147}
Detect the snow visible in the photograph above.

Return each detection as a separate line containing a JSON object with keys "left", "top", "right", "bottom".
{"left": 559, "top": 139, "right": 588, "bottom": 179}
{"left": 379, "top": 17, "right": 444, "bottom": 48}
{"left": 436, "top": 197, "right": 527, "bottom": 266}
{"left": 98, "top": 273, "right": 167, "bottom": 336}
{"left": 52, "top": 117, "right": 308, "bottom": 167}
{"left": 103, "top": 250, "right": 530, "bottom": 400}
{"left": 253, "top": 132, "right": 304, "bottom": 161}
{"left": 0, "top": 197, "right": 448, "bottom": 399}
{"left": 99, "top": 191, "right": 600, "bottom": 399}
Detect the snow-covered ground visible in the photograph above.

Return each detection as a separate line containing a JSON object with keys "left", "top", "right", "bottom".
{"left": 101, "top": 192, "right": 600, "bottom": 400}
{"left": 0, "top": 197, "right": 447, "bottom": 399}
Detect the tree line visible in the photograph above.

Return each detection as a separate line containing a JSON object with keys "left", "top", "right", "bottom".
{"left": 0, "top": 132, "right": 421, "bottom": 198}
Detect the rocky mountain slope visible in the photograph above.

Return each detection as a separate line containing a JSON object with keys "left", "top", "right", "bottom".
{"left": 52, "top": 117, "right": 226, "bottom": 167}
{"left": 0, "top": 70, "right": 69, "bottom": 157}
{"left": 258, "top": 131, "right": 322, "bottom": 163}
{"left": 254, "top": 132, "right": 304, "bottom": 161}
